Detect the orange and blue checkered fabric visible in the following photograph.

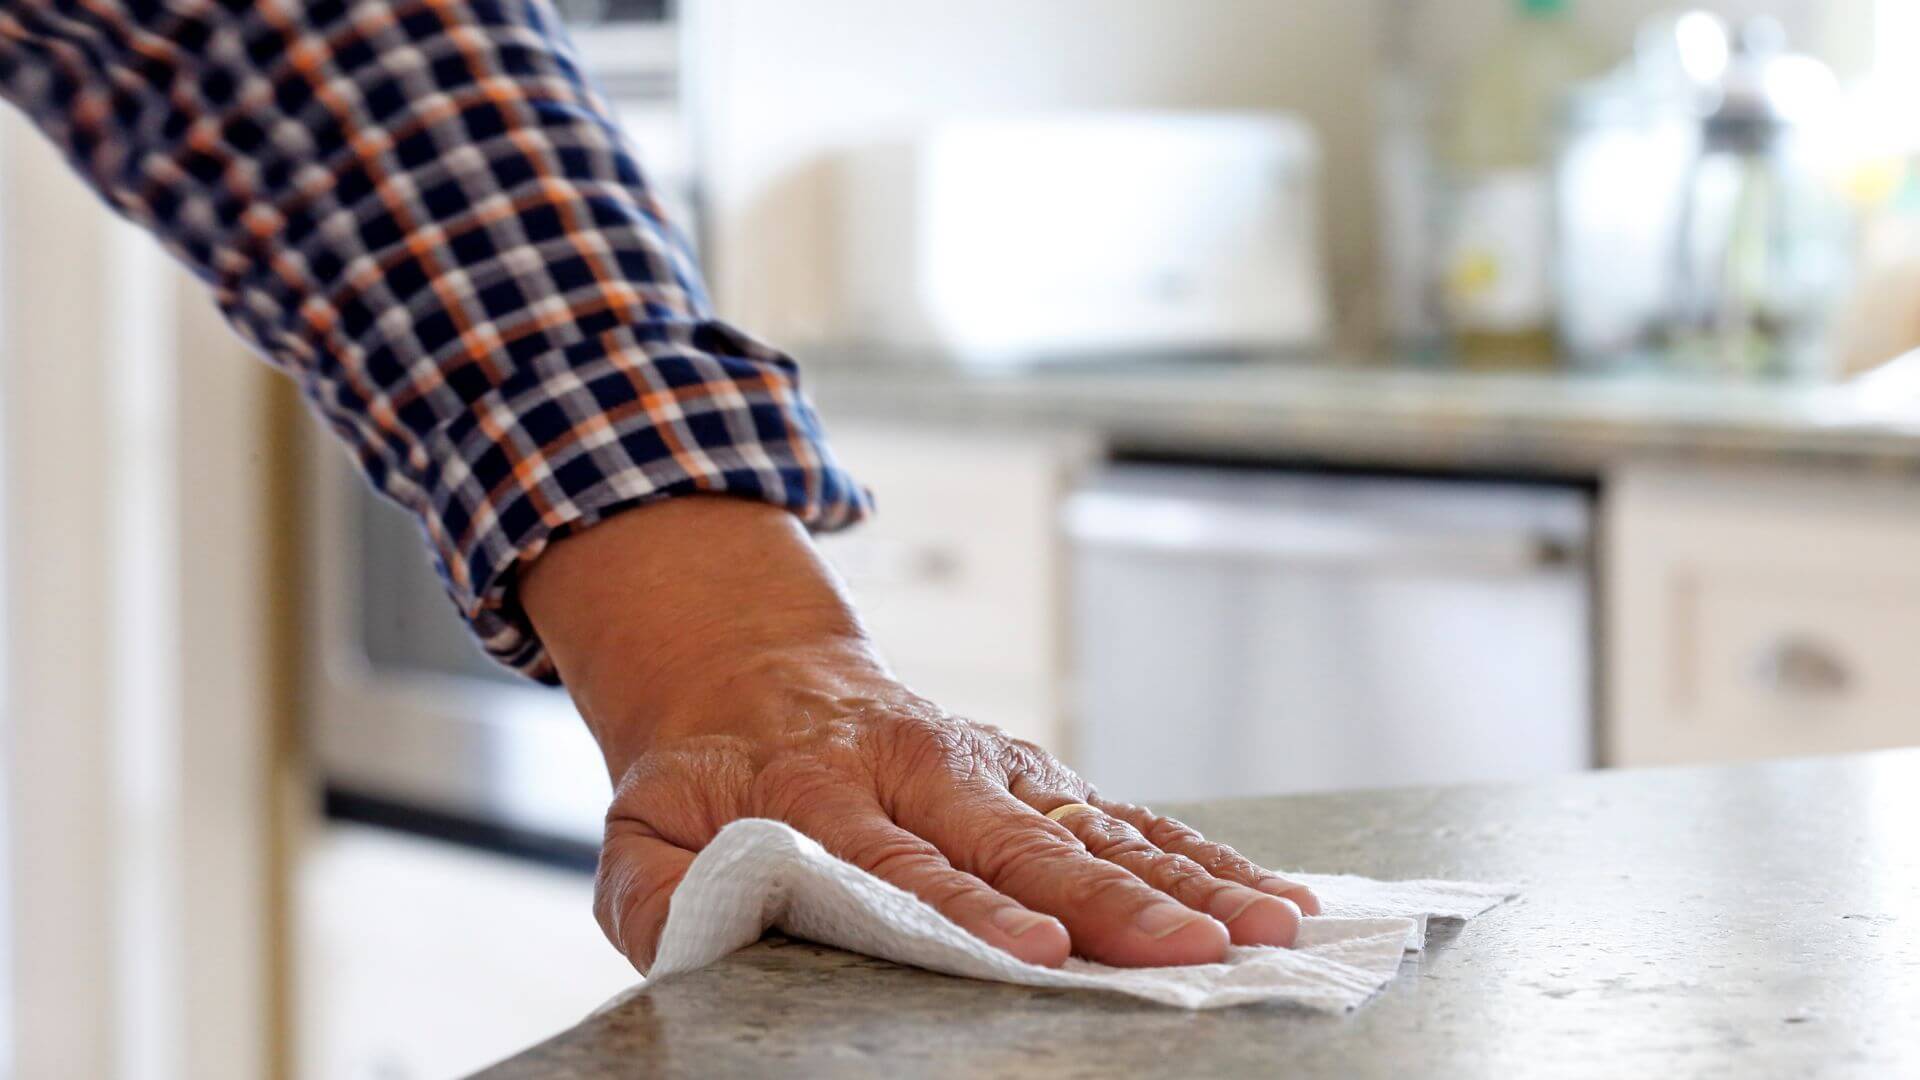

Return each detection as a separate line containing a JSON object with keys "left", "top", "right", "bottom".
{"left": 0, "top": 0, "right": 869, "bottom": 682}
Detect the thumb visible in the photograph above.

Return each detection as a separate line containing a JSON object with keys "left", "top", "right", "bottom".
{"left": 594, "top": 822, "right": 698, "bottom": 972}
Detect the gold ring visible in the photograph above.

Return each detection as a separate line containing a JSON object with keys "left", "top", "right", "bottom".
{"left": 1045, "top": 802, "right": 1099, "bottom": 823}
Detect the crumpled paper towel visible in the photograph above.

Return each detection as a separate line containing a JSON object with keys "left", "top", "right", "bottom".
{"left": 623, "top": 818, "right": 1516, "bottom": 1012}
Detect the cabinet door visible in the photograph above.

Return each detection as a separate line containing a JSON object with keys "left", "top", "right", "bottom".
{"left": 812, "top": 423, "right": 1093, "bottom": 753}
{"left": 297, "top": 826, "right": 636, "bottom": 1080}
{"left": 1606, "top": 465, "right": 1920, "bottom": 767}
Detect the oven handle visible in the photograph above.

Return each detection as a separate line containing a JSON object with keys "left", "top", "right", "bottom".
{"left": 1063, "top": 490, "right": 1584, "bottom": 576}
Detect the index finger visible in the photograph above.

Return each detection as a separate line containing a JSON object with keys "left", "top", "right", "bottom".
{"left": 786, "top": 794, "right": 1073, "bottom": 968}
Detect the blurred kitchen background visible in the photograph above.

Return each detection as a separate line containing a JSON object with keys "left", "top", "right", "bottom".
{"left": 5, "top": 0, "right": 1920, "bottom": 1076}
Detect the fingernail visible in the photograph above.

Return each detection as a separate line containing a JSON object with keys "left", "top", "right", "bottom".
{"left": 993, "top": 907, "right": 1053, "bottom": 938}
{"left": 1135, "top": 902, "right": 1205, "bottom": 940}
{"left": 1208, "top": 890, "right": 1263, "bottom": 925}
{"left": 1257, "top": 876, "right": 1304, "bottom": 896}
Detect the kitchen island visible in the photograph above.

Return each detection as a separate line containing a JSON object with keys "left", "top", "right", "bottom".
{"left": 476, "top": 751, "right": 1920, "bottom": 1078}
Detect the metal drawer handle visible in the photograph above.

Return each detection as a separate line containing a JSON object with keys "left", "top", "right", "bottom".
{"left": 1064, "top": 491, "right": 1582, "bottom": 577}
{"left": 1752, "top": 635, "right": 1852, "bottom": 699}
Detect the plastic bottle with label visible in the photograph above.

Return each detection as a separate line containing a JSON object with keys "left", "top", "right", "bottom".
{"left": 1442, "top": 0, "right": 1605, "bottom": 368}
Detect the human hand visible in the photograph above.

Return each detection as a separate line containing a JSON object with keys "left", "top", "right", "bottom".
{"left": 522, "top": 498, "right": 1318, "bottom": 973}
{"left": 592, "top": 663, "right": 1319, "bottom": 970}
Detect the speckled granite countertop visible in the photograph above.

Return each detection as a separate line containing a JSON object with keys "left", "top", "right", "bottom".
{"left": 803, "top": 358, "right": 1920, "bottom": 476}
{"left": 476, "top": 751, "right": 1920, "bottom": 1079}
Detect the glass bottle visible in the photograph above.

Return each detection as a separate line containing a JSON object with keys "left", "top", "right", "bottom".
{"left": 1666, "top": 19, "right": 1849, "bottom": 378}
{"left": 1440, "top": 0, "right": 1606, "bottom": 369}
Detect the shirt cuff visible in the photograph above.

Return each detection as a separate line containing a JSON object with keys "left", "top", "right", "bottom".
{"left": 413, "top": 320, "right": 870, "bottom": 684}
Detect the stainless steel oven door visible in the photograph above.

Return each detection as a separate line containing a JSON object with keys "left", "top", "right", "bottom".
{"left": 305, "top": 427, "right": 609, "bottom": 850}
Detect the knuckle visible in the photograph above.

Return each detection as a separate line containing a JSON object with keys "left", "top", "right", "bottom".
{"left": 1012, "top": 760, "right": 1087, "bottom": 800}
{"left": 1206, "top": 848, "right": 1262, "bottom": 876}
{"left": 1154, "top": 852, "right": 1216, "bottom": 891}
{"left": 917, "top": 872, "right": 984, "bottom": 910}
{"left": 1142, "top": 815, "right": 1205, "bottom": 850}
{"left": 975, "top": 825, "right": 1066, "bottom": 886}
{"left": 1005, "top": 735, "right": 1047, "bottom": 759}
{"left": 889, "top": 710, "right": 972, "bottom": 755}
{"left": 1087, "top": 828, "right": 1159, "bottom": 863}
{"left": 1061, "top": 866, "right": 1145, "bottom": 911}
{"left": 1170, "top": 833, "right": 1256, "bottom": 873}
{"left": 848, "top": 834, "right": 939, "bottom": 878}
{"left": 1004, "top": 737, "right": 1063, "bottom": 776}
{"left": 877, "top": 713, "right": 1005, "bottom": 794}
{"left": 1195, "top": 851, "right": 1262, "bottom": 884}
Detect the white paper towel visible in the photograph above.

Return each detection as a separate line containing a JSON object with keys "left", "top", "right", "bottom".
{"left": 617, "top": 819, "right": 1515, "bottom": 1012}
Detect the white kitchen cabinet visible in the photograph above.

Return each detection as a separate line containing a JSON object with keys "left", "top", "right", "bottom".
{"left": 1606, "top": 464, "right": 1920, "bottom": 767}
{"left": 811, "top": 422, "right": 1094, "bottom": 755}
{"left": 813, "top": 422, "right": 1920, "bottom": 776}
{"left": 295, "top": 826, "right": 636, "bottom": 1080}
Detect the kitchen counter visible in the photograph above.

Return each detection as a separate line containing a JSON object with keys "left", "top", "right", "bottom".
{"left": 803, "top": 357, "right": 1920, "bottom": 476}
{"left": 476, "top": 751, "right": 1920, "bottom": 1078}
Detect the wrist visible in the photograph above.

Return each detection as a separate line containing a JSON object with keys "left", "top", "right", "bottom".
{"left": 520, "top": 496, "right": 898, "bottom": 775}
{"left": 641, "top": 637, "right": 910, "bottom": 737}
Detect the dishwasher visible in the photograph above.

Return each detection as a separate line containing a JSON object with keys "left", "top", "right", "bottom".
{"left": 1066, "top": 465, "right": 1594, "bottom": 803}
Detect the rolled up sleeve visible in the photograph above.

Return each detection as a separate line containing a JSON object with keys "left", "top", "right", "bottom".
{"left": 0, "top": 0, "right": 869, "bottom": 681}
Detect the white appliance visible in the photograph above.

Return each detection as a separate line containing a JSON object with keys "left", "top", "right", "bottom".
{"left": 833, "top": 113, "right": 1328, "bottom": 361}
{"left": 1067, "top": 466, "right": 1593, "bottom": 802}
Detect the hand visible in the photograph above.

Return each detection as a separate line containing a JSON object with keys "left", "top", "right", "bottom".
{"left": 594, "top": 663, "right": 1320, "bottom": 970}
{"left": 521, "top": 498, "right": 1319, "bottom": 972}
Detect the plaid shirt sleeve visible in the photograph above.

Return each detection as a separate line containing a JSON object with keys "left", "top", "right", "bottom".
{"left": 0, "top": 0, "right": 870, "bottom": 682}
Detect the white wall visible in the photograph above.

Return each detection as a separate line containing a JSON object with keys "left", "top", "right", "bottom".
{"left": 1, "top": 109, "right": 125, "bottom": 1080}
{"left": 686, "top": 0, "right": 1383, "bottom": 348}
{"left": 0, "top": 111, "right": 277, "bottom": 1080}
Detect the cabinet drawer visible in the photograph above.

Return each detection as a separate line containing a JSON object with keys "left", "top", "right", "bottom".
{"left": 1607, "top": 465, "right": 1920, "bottom": 767}
{"left": 814, "top": 423, "right": 1087, "bottom": 686}
{"left": 1668, "top": 566, "right": 1920, "bottom": 761}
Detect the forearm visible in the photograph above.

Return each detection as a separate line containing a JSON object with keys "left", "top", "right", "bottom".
{"left": 520, "top": 498, "right": 1318, "bottom": 971}
{"left": 1, "top": 1, "right": 867, "bottom": 682}
{"left": 520, "top": 497, "right": 900, "bottom": 778}
{"left": 6, "top": 0, "right": 1323, "bottom": 977}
